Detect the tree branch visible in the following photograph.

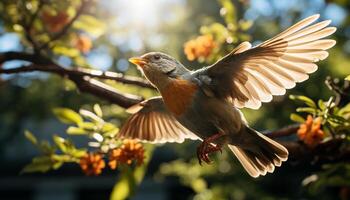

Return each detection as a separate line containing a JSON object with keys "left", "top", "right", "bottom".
{"left": 264, "top": 125, "right": 350, "bottom": 165}
{"left": 0, "top": 62, "right": 154, "bottom": 89}
{"left": 0, "top": 52, "right": 148, "bottom": 108}
{"left": 69, "top": 75, "right": 142, "bottom": 108}
{"left": 264, "top": 124, "right": 299, "bottom": 138}
{"left": 73, "top": 68, "right": 154, "bottom": 89}
{"left": 0, "top": 51, "right": 50, "bottom": 64}
{"left": 280, "top": 138, "right": 350, "bottom": 163}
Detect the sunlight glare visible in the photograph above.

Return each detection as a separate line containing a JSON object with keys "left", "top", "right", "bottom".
{"left": 115, "top": 0, "right": 164, "bottom": 30}
{"left": 102, "top": 0, "right": 185, "bottom": 52}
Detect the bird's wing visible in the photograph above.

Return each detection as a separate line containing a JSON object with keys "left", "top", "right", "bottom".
{"left": 118, "top": 96, "right": 199, "bottom": 143}
{"left": 203, "top": 14, "right": 336, "bottom": 109}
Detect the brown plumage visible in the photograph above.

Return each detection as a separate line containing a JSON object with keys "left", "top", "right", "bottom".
{"left": 160, "top": 79, "right": 198, "bottom": 116}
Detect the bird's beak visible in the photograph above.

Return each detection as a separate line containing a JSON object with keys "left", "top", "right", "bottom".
{"left": 129, "top": 57, "right": 147, "bottom": 68}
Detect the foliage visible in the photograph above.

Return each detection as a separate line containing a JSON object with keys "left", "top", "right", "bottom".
{"left": 288, "top": 80, "right": 350, "bottom": 197}
{"left": 23, "top": 105, "right": 150, "bottom": 199}
{"left": 22, "top": 130, "right": 86, "bottom": 173}
{"left": 303, "top": 163, "right": 350, "bottom": 196}
{"left": 157, "top": 153, "right": 280, "bottom": 200}
{"left": 183, "top": 0, "right": 252, "bottom": 63}
{"left": 23, "top": 104, "right": 147, "bottom": 169}
{"left": 346, "top": 75, "right": 350, "bottom": 81}
{"left": 290, "top": 93, "right": 350, "bottom": 144}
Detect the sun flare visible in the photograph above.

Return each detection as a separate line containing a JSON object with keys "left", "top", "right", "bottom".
{"left": 114, "top": 0, "right": 165, "bottom": 30}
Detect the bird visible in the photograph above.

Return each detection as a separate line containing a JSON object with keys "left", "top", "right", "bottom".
{"left": 121, "top": 14, "right": 336, "bottom": 178}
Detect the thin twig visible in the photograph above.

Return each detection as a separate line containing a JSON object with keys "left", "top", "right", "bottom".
{"left": 264, "top": 124, "right": 299, "bottom": 138}
{"left": 21, "top": 0, "right": 45, "bottom": 52}
{"left": 28, "top": 0, "right": 44, "bottom": 29}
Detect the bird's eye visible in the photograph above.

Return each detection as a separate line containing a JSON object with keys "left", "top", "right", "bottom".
{"left": 154, "top": 55, "right": 161, "bottom": 60}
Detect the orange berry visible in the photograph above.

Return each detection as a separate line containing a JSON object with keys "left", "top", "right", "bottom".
{"left": 108, "top": 139, "right": 145, "bottom": 170}
{"left": 79, "top": 152, "right": 105, "bottom": 176}
{"left": 297, "top": 115, "right": 325, "bottom": 148}
{"left": 75, "top": 35, "right": 92, "bottom": 53}
{"left": 184, "top": 35, "right": 216, "bottom": 61}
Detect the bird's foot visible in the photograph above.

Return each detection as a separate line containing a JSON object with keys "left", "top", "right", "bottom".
{"left": 197, "top": 143, "right": 222, "bottom": 165}
{"left": 196, "top": 132, "right": 225, "bottom": 165}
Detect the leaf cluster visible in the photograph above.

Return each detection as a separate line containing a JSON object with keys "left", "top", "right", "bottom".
{"left": 22, "top": 104, "right": 119, "bottom": 173}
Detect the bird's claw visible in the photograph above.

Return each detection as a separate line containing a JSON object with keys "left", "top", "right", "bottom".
{"left": 196, "top": 132, "right": 225, "bottom": 165}
{"left": 196, "top": 141, "right": 221, "bottom": 165}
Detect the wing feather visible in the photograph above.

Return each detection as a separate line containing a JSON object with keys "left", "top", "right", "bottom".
{"left": 204, "top": 14, "right": 336, "bottom": 109}
{"left": 118, "top": 97, "right": 199, "bottom": 143}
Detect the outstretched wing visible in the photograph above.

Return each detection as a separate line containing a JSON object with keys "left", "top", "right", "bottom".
{"left": 203, "top": 14, "right": 336, "bottom": 109}
{"left": 118, "top": 96, "right": 199, "bottom": 143}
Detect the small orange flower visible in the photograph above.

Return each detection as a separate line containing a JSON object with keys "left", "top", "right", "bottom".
{"left": 42, "top": 11, "right": 70, "bottom": 32}
{"left": 184, "top": 35, "right": 216, "bottom": 61}
{"left": 297, "top": 115, "right": 325, "bottom": 148}
{"left": 79, "top": 153, "right": 105, "bottom": 176}
{"left": 75, "top": 35, "right": 92, "bottom": 53}
{"left": 108, "top": 139, "right": 145, "bottom": 169}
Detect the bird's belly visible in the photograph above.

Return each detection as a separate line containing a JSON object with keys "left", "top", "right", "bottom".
{"left": 176, "top": 93, "right": 243, "bottom": 140}
{"left": 177, "top": 111, "right": 217, "bottom": 139}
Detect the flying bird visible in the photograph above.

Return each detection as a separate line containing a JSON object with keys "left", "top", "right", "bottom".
{"left": 122, "top": 14, "right": 336, "bottom": 178}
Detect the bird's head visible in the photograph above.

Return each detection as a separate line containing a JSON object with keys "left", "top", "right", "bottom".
{"left": 129, "top": 52, "right": 189, "bottom": 89}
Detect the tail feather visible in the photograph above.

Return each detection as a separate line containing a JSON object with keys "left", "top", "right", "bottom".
{"left": 228, "top": 128, "right": 288, "bottom": 178}
{"left": 229, "top": 145, "right": 262, "bottom": 177}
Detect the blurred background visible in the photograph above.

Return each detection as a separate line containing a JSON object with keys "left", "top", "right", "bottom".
{"left": 0, "top": 0, "right": 349, "bottom": 199}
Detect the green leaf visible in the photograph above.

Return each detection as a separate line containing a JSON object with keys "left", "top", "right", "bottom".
{"left": 93, "top": 104, "right": 103, "bottom": 117}
{"left": 39, "top": 141, "right": 56, "bottom": 155}
{"left": 290, "top": 113, "right": 305, "bottom": 123}
{"left": 21, "top": 156, "right": 52, "bottom": 174}
{"left": 71, "top": 149, "right": 87, "bottom": 158}
{"left": 24, "top": 130, "right": 37, "bottom": 145}
{"left": 239, "top": 20, "right": 253, "bottom": 31}
{"left": 53, "top": 108, "right": 83, "bottom": 125}
{"left": 318, "top": 100, "right": 326, "bottom": 110}
{"left": 67, "top": 126, "right": 87, "bottom": 135}
{"left": 52, "top": 46, "right": 80, "bottom": 57}
{"left": 79, "top": 109, "right": 103, "bottom": 123}
{"left": 110, "top": 169, "right": 131, "bottom": 200}
{"left": 191, "top": 178, "right": 207, "bottom": 193}
{"left": 289, "top": 95, "right": 317, "bottom": 108}
{"left": 102, "top": 123, "right": 117, "bottom": 133}
{"left": 78, "top": 122, "right": 97, "bottom": 130}
{"left": 73, "top": 15, "right": 106, "bottom": 37}
{"left": 345, "top": 75, "right": 350, "bottom": 81}
{"left": 200, "top": 23, "right": 227, "bottom": 42}
{"left": 52, "top": 161, "right": 64, "bottom": 170}
{"left": 329, "top": 115, "right": 348, "bottom": 124}
{"left": 53, "top": 135, "right": 67, "bottom": 153}
{"left": 338, "top": 103, "right": 350, "bottom": 115}
{"left": 218, "top": 0, "right": 237, "bottom": 24}
{"left": 296, "top": 107, "right": 317, "bottom": 114}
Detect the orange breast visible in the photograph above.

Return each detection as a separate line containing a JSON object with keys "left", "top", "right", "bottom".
{"left": 160, "top": 79, "right": 198, "bottom": 116}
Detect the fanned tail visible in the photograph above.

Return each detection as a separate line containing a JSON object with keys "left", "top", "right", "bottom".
{"left": 228, "top": 127, "right": 288, "bottom": 178}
